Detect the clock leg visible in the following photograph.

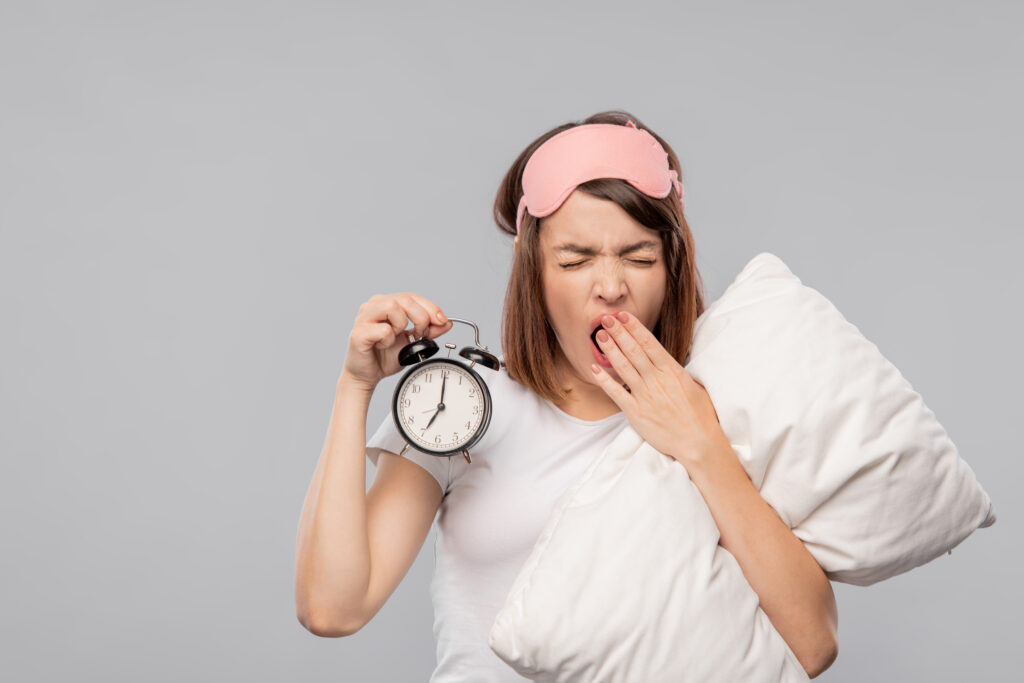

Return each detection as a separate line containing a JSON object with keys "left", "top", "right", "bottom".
{"left": 461, "top": 449, "right": 472, "bottom": 464}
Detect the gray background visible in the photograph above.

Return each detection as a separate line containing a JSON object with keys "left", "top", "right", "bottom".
{"left": 1, "top": 1, "right": 1019, "bottom": 681}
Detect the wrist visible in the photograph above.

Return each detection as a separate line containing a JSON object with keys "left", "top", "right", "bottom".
{"left": 685, "top": 438, "right": 744, "bottom": 486}
{"left": 674, "top": 434, "right": 734, "bottom": 476}
{"left": 337, "top": 370, "right": 377, "bottom": 396}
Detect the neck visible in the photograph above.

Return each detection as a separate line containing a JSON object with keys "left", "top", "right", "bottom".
{"left": 552, "top": 347, "right": 624, "bottom": 421}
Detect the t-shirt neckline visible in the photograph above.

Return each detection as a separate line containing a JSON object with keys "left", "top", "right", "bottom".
{"left": 497, "top": 360, "right": 626, "bottom": 427}
{"left": 541, "top": 398, "right": 626, "bottom": 427}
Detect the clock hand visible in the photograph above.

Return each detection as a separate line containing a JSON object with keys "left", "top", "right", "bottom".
{"left": 420, "top": 374, "right": 448, "bottom": 433}
{"left": 422, "top": 407, "right": 440, "bottom": 431}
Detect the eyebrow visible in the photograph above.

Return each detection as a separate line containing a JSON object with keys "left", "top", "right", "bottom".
{"left": 554, "top": 240, "right": 660, "bottom": 256}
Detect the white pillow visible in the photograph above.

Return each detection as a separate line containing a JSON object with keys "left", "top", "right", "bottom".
{"left": 488, "top": 251, "right": 996, "bottom": 682}
{"left": 683, "top": 251, "right": 995, "bottom": 584}
{"left": 490, "top": 424, "right": 811, "bottom": 682}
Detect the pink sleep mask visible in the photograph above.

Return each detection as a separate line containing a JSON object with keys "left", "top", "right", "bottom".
{"left": 515, "top": 120, "right": 685, "bottom": 235}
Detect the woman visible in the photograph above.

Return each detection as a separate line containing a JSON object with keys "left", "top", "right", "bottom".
{"left": 294, "top": 110, "right": 839, "bottom": 680}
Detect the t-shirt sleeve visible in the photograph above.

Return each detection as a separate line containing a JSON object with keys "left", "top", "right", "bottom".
{"left": 366, "top": 409, "right": 451, "bottom": 496}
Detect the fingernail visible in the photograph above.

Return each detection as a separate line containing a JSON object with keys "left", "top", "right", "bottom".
{"left": 437, "top": 312, "right": 446, "bottom": 322}
{"left": 617, "top": 311, "right": 630, "bottom": 323}
{"left": 601, "top": 315, "right": 615, "bottom": 329}
{"left": 596, "top": 330, "right": 610, "bottom": 342}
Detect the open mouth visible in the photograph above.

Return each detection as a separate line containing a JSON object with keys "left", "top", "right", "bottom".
{"left": 588, "top": 312, "right": 632, "bottom": 368}
{"left": 589, "top": 324, "right": 613, "bottom": 367}
{"left": 590, "top": 326, "right": 607, "bottom": 358}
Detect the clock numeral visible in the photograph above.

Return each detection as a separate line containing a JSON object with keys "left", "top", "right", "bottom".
{"left": 472, "top": 405, "right": 480, "bottom": 415}
{"left": 403, "top": 398, "right": 411, "bottom": 408}
{"left": 435, "top": 434, "right": 441, "bottom": 444}
{"left": 424, "top": 373, "right": 433, "bottom": 383}
{"left": 453, "top": 432, "right": 459, "bottom": 442}
{"left": 468, "top": 388, "right": 475, "bottom": 397}
{"left": 408, "top": 415, "right": 415, "bottom": 424}
{"left": 411, "top": 384, "right": 420, "bottom": 394}
{"left": 465, "top": 420, "right": 471, "bottom": 430}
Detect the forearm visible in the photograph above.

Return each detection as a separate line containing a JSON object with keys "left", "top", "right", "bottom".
{"left": 683, "top": 446, "right": 838, "bottom": 677}
{"left": 294, "top": 375, "right": 377, "bottom": 633}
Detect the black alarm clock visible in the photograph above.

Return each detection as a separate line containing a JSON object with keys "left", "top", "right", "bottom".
{"left": 392, "top": 317, "right": 501, "bottom": 464}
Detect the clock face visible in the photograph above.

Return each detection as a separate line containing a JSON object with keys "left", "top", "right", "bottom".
{"left": 394, "top": 360, "right": 489, "bottom": 455}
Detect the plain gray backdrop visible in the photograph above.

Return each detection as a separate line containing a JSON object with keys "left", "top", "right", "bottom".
{"left": 1, "top": 1, "right": 1019, "bottom": 681}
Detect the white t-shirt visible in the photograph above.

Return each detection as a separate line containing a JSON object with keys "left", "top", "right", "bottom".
{"left": 366, "top": 360, "right": 629, "bottom": 682}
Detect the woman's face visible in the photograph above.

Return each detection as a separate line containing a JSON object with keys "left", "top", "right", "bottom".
{"left": 515, "top": 188, "right": 667, "bottom": 390}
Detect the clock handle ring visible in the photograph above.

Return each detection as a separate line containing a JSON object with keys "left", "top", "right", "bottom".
{"left": 442, "top": 317, "right": 488, "bottom": 351}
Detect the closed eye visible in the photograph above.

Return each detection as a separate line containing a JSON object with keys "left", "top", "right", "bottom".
{"left": 559, "top": 259, "right": 656, "bottom": 269}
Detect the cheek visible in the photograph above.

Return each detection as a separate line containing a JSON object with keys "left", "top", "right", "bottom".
{"left": 540, "top": 283, "right": 571, "bottom": 337}
{"left": 636, "top": 270, "right": 667, "bottom": 326}
{"left": 541, "top": 264, "right": 602, "bottom": 354}
{"left": 645, "top": 265, "right": 668, "bottom": 297}
{"left": 543, "top": 270, "right": 578, "bottom": 303}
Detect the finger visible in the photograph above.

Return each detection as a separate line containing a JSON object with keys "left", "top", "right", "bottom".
{"left": 595, "top": 327, "right": 645, "bottom": 391}
{"left": 590, "top": 360, "right": 634, "bottom": 406}
{"left": 614, "top": 311, "right": 674, "bottom": 368}
{"left": 396, "top": 295, "right": 433, "bottom": 338}
{"left": 363, "top": 321, "right": 397, "bottom": 351}
{"left": 599, "top": 315, "right": 655, "bottom": 381}
{"left": 405, "top": 292, "right": 453, "bottom": 336}
{"left": 374, "top": 298, "right": 410, "bottom": 337}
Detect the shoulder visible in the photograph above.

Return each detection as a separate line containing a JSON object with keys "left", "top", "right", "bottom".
{"left": 486, "top": 357, "right": 532, "bottom": 406}
{"left": 473, "top": 357, "right": 534, "bottom": 441}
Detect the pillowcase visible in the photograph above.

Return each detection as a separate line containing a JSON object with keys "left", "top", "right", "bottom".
{"left": 488, "top": 251, "right": 996, "bottom": 681}
{"left": 489, "top": 424, "right": 811, "bottom": 682}
{"left": 682, "top": 251, "right": 995, "bottom": 584}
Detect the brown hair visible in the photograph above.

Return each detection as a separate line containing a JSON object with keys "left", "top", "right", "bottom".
{"left": 493, "top": 109, "right": 706, "bottom": 405}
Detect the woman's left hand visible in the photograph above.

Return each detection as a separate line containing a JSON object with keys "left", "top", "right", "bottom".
{"left": 591, "top": 311, "right": 732, "bottom": 468}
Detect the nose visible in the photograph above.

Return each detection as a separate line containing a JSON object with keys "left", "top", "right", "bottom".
{"left": 593, "top": 260, "right": 627, "bottom": 302}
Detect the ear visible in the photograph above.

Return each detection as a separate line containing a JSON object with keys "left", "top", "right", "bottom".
{"left": 514, "top": 235, "right": 519, "bottom": 250}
